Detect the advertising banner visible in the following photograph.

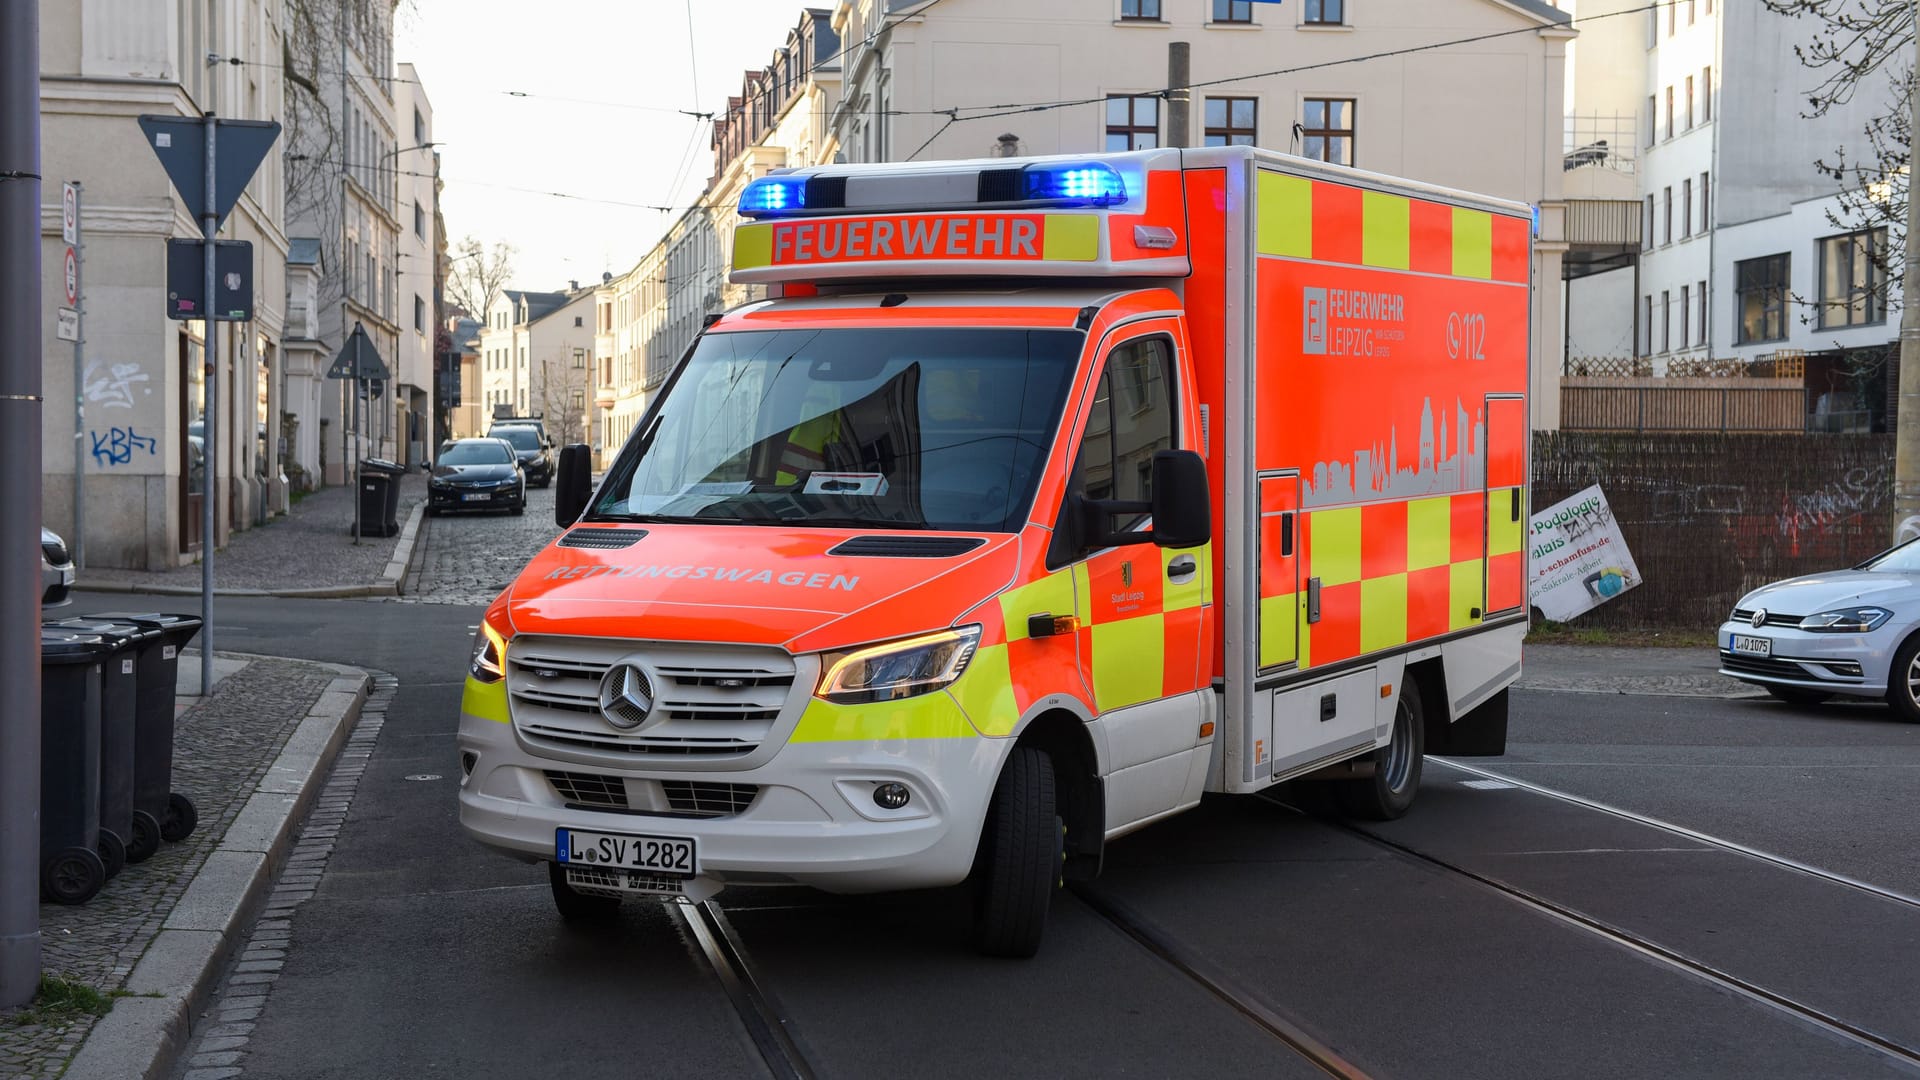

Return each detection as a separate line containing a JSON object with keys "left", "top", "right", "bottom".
{"left": 1528, "top": 485, "right": 1641, "bottom": 621}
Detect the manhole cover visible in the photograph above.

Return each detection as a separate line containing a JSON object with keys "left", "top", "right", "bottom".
{"left": 404, "top": 774, "right": 443, "bottom": 782}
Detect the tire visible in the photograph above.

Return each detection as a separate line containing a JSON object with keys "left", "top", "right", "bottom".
{"left": 1888, "top": 635, "right": 1920, "bottom": 723}
{"left": 510, "top": 503, "right": 525, "bottom": 516}
{"left": 161, "top": 792, "right": 198, "bottom": 843}
{"left": 97, "top": 830, "right": 127, "bottom": 880}
{"left": 1334, "top": 678, "right": 1426, "bottom": 821}
{"left": 548, "top": 862, "right": 622, "bottom": 924}
{"left": 1766, "top": 685, "right": 1833, "bottom": 707}
{"left": 43, "top": 847, "right": 106, "bottom": 905}
{"left": 971, "top": 747, "right": 1061, "bottom": 958}
{"left": 127, "top": 810, "right": 162, "bottom": 864}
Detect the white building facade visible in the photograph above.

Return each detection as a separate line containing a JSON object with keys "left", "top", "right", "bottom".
{"left": 477, "top": 287, "right": 596, "bottom": 441}
{"left": 393, "top": 62, "right": 439, "bottom": 466}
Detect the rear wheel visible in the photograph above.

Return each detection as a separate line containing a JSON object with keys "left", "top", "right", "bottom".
{"left": 1334, "top": 678, "right": 1425, "bottom": 821}
{"left": 971, "top": 747, "right": 1061, "bottom": 958}
{"left": 1887, "top": 636, "right": 1920, "bottom": 723}
{"left": 548, "top": 862, "right": 622, "bottom": 924}
{"left": 1766, "top": 685, "right": 1833, "bottom": 707}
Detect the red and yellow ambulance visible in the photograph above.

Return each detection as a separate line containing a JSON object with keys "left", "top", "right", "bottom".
{"left": 458, "top": 147, "right": 1530, "bottom": 956}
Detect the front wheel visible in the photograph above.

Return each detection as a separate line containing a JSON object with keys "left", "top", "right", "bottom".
{"left": 548, "top": 862, "right": 622, "bottom": 924}
{"left": 1887, "top": 636, "right": 1920, "bottom": 723}
{"left": 1334, "top": 678, "right": 1426, "bottom": 821}
{"left": 971, "top": 747, "right": 1061, "bottom": 958}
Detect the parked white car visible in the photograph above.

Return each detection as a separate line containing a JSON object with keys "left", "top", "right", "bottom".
{"left": 42, "top": 528, "right": 74, "bottom": 607}
{"left": 1719, "top": 539, "right": 1920, "bottom": 720}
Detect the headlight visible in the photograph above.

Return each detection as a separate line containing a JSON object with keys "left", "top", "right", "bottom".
{"left": 1799, "top": 606, "right": 1892, "bottom": 633}
{"left": 816, "top": 626, "right": 982, "bottom": 705}
{"left": 470, "top": 621, "right": 508, "bottom": 682}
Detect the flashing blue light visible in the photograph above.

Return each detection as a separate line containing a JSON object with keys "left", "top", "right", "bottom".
{"left": 1023, "top": 163, "right": 1127, "bottom": 207}
{"left": 739, "top": 176, "right": 808, "bottom": 217}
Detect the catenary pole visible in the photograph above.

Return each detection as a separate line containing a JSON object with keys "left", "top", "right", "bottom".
{"left": 0, "top": 0, "right": 44, "bottom": 1011}
{"left": 1897, "top": 0, "right": 1920, "bottom": 540}
{"left": 71, "top": 182, "right": 84, "bottom": 570}
{"left": 1166, "top": 41, "right": 1191, "bottom": 150}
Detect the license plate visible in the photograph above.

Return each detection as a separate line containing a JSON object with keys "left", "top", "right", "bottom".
{"left": 462, "top": 492, "right": 491, "bottom": 502}
{"left": 1732, "top": 634, "right": 1771, "bottom": 657}
{"left": 556, "top": 828, "right": 696, "bottom": 875}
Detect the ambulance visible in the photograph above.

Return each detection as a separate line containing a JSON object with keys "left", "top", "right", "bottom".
{"left": 458, "top": 146, "right": 1530, "bottom": 956}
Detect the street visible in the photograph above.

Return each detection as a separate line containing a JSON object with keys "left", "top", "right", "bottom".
{"left": 45, "top": 494, "right": 1917, "bottom": 1079}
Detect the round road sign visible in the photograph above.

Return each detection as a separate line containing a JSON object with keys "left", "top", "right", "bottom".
{"left": 64, "top": 247, "right": 77, "bottom": 306}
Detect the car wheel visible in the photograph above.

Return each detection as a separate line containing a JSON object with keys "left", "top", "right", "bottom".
{"left": 1333, "top": 677, "right": 1425, "bottom": 821}
{"left": 1766, "top": 685, "right": 1832, "bottom": 707}
{"left": 971, "top": 746, "right": 1061, "bottom": 958}
{"left": 511, "top": 503, "right": 525, "bottom": 516}
{"left": 1887, "top": 636, "right": 1920, "bottom": 723}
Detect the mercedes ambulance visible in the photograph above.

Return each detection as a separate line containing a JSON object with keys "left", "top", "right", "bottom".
{"left": 458, "top": 146, "right": 1531, "bottom": 956}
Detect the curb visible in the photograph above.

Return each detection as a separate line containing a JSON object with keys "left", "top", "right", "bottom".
{"left": 76, "top": 500, "right": 428, "bottom": 601}
{"left": 60, "top": 659, "right": 373, "bottom": 1080}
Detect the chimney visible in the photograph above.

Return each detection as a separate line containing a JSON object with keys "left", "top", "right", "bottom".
{"left": 569, "top": 279, "right": 579, "bottom": 292}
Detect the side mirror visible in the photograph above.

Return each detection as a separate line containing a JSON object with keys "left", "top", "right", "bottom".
{"left": 555, "top": 444, "right": 593, "bottom": 527}
{"left": 1071, "top": 450, "right": 1211, "bottom": 552}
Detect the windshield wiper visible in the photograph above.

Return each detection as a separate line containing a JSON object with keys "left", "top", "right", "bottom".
{"left": 585, "top": 512, "right": 747, "bottom": 526}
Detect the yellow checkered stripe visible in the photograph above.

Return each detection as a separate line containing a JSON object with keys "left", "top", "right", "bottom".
{"left": 1254, "top": 171, "right": 1502, "bottom": 280}
{"left": 1257, "top": 489, "right": 1523, "bottom": 670}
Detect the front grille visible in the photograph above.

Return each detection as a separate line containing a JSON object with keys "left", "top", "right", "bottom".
{"left": 563, "top": 865, "right": 687, "bottom": 898}
{"left": 1721, "top": 652, "right": 1823, "bottom": 680}
{"left": 1730, "top": 608, "right": 1805, "bottom": 629}
{"left": 546, "top": 770, "right": 628, "bottom": 809}
{"left": 509, "top": 636, "right": 796, "bottom": 758}
{"left": 661, "top": 781, "right": 759, "bottom": 818}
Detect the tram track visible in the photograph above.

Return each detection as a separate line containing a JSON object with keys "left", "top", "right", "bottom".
{"left": 675, "top": 898, "right": 819, "bottom": 1080}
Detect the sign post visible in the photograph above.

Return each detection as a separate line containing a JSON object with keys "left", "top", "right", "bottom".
{"left": 64, "top": 182, "right": 82, "bottom": 568}
{"left": 138, "top": 112, "right": 281, "bottom": 694}
{"left": 325, "top": 323, "right": 388, "bottom": 545}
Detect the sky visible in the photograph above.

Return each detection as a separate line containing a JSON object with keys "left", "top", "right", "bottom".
{"left": 394, "top": 0, "right": 823, "bottom": 294}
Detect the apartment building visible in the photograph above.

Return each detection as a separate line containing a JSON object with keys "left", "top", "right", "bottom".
{"left": 37, "top": 0, "right": 291, "bottom": 568}
{"left": 393, "top": 63, "right": 441, "bottom": 465}
{"left": 476, "top": 286, "right": 596, "bottom": 442}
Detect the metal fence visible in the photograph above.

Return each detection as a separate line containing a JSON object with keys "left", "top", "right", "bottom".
{"left": 1560, "top": 377, "right": 1806, "bottom": 433}
{"left": 1530, "top": 432, "right": 1895, "bottom": 628}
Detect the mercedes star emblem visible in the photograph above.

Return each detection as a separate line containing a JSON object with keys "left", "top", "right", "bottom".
{"left": 597, "top": 662, "right": 655, "bottom": 730}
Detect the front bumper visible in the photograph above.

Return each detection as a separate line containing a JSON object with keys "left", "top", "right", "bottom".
{"left": 1716, "top": 620, "right": 1891, "bottom": 697}
{"left": 41, "top": 564, "right": 74, "bottom": 606}
{"left": 430, "top": 485, "right": 521, "bottom": 509}
{"left": 456, "top": 683, "right": 1005, "bottom": 895}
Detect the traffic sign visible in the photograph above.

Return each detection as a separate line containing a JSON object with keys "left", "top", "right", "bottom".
{"left": 136, "top": 115, "right": 282, "bottom": 231}
{"left": 326, "top": 323, "right": 390, "bottom": 382}
{"left": 56, "top": 308, "right": 78, "bottom": 342}
{"left": 165, "top": 239, "right": 254, "bottom": 321}
{"left": 61, "top": 183, "right": 77, "bottom": 244}
{"left": 64, "top": 247, "right": 78, "bottom": 306}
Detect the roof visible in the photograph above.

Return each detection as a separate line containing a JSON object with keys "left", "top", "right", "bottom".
{"left": 1483, "top": 0, "right": 1572, "bottom": 24}
{"left": 503, "top": 289, "right": 569, "bottom": 323}
{"left": 287, "top": 237, "right": 322, "bottom": 266}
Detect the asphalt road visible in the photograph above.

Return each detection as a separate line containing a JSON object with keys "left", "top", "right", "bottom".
{"left": 58, "top": 514, "right": 1920, "bottom": 1080}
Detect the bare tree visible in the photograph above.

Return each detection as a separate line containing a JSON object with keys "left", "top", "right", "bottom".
{"left": 1762, "top": 0, "right": 1914, "bottom": 307}
{"left": 447, "top": 236, "right": 517, "bottom": 325}
{"left": 533, "top": 346, "right": 590, "bottom": 446}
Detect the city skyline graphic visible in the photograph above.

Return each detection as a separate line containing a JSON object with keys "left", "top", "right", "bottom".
{"left": 1302, "top": 396, "right": 1487, "bottom": 508}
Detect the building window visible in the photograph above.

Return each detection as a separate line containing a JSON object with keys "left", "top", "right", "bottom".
{"left": 1646, "top": 95, "right": 1657, "bottom": 147}
{"left": 1682, "top": 177, "right": 1692, "bottom": 237}
{"left": 1703, "top": 67, "right": 1713, "bottom": 121}
{"left": 1105, "top": 95, "right": 1160, "bottom": 151}
{"left": 414, "top": 294, "right": 425, "bottom": 332}
{"left": 1697, "top": 280, "right": 1708, "bottom": 345}
{"left": 1204, "top": 97, "right": 1257, "bottom": 146}
{"left": 1663, "top": 186, "right": 1672, "bottom": 244}
{"left": 1668, "top": 0, "right": 1676, "bottom": 35}
{"left": 1644, "top": 195, "right": 1655, "bottom": 248}
{"left": 1818, "top": 229, "right": 1887, "bottom": 328}
{"left": 1642, "top": 295, "right": 1653, "bottom": 355}
{"left": 1120, "top": 0, "right": 1161, "bottom": 19}
{"left": 1680, "top": 283, "right": 1690, "bottom": 346}
{"left": 1661, "top": 289, "right": 1671, "bottom": 352}
{"left": 1305, "top": 0, "right": 1344, "bottom": 24}
{"left": 413, "top": 107, "right": 425, "bottom": 146}
{"left": 571, "top": 389, "right": 585, "bottom": 412}
{"left": 1685, "top": 75, "right": 1694, "bottom": 129}
{"left": 571, "top": 348, "right": 587, "bottom": 369}
{"left": 413, "top": 202, "right": 425, "bottom": 239}
{"left": 1665, "top": 86, "right": 1674, "bottom": 139}
{"left": 1302, "top": 98, "right": 1355, "bottom": 165}
{"left": 1736, "top": 253, "right": 1791, "bottom": 344}
{"left": 1212, "top": 0, "right": 1253, "bottom": 21}
{"left": 574, "top": 316, "right": 583, "bottom": 327}
{"left": 1686, "top": 0, "right": 1695, "bottom": 24}
{"left": 1700, "top": 171, "right": 1710, "bottom": 231}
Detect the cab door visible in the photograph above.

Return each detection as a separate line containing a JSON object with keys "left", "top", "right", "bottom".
{"left": 1063, "top": 325, "right": 1211, "bottom": 831}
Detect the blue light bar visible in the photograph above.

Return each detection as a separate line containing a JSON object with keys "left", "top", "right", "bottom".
{"left": 739, "top": 176, "right": 808, "bottom": 217}
{"left": 1023, "top": 163, "right": 1127, "bottom": 207}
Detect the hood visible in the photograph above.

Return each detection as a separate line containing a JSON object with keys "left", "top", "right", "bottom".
{"left": 505, "top": 523, "right": 1021, "bottom": 653}
{"left": 433, "top": 462, "right": 518, "bottom": 482}
{"left": 1735, "top": 569, "right": 1919, "bottom": 616}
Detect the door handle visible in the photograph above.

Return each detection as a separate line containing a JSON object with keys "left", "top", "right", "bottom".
{"left": 1167, "top": 555, "right": 1198, "bottom": 582}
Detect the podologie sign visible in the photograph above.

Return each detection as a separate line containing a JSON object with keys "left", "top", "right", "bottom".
{"left": 1529, "top": 485, "right": 1642, "bottom": 621}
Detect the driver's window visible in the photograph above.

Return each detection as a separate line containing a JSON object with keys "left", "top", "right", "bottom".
{"left": 1073, "top": 336, "right": 1175, "bottom": 506}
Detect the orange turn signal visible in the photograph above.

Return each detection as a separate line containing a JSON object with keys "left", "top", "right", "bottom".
{"left": 1198, "top": 721, "right": 1215, "bottom": 739}
{"left": 1380, "top": 683, "right": 1393, "bottom": 699}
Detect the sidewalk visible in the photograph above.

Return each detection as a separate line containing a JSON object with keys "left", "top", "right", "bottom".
{"left": 1519, "top": 643, "right": 1757, "bottom": 698}
{"left": 81, "top": 470, "right": 429, "bottom": 598}
{"left": 0, "top": 651, "right": 370, "bottom": 1080}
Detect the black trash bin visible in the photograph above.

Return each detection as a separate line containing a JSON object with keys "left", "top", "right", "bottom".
{"left": 88, "top": 611, "right": 204, "bottom": 849}
{"left": 357, "top": 459, "right": 406, "bottom": 537}
{"left": 46, "top": 617, "right": 159, "bottom": 875}
{"left": 40, "top": 627, "right": 111, "bottom": 905}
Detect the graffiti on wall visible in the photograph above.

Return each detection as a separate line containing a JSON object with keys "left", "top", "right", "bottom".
{"left": 83, "top": 361, "right": 152, "bottom": 411}
{"left": 90, "top": 425, "right": 157, "bottom": 467}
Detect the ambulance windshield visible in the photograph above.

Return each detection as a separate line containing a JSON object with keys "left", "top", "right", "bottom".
{"left": 589, "top": 327, "right": 1082, "bottom": 532}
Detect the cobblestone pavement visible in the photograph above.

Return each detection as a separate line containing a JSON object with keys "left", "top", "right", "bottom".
{"left": 0, "top": 658, "right": 338, "bottom": 1080}
{"left": 83, "top": 471, "right": 428, "bottom": 594}
{"left": 404, "top": 486, "right": 563, "bottom": 605}
{"left": 1519, "top": 643, "right": 1756, "bottom": 697}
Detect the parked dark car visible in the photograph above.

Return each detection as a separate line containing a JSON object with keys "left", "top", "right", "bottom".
{"left": 488, "top": 424, "right": 554, "bottom": 487}
{"left": 428, "top": 438, "right": 526, "bottom": 516}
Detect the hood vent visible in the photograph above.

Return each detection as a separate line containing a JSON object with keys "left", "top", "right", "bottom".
{"left": 828, "top": 535, "right": 986, "bottom": 558}
{"left": 559, "top": 528, "right": 648, "bottom": 550}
